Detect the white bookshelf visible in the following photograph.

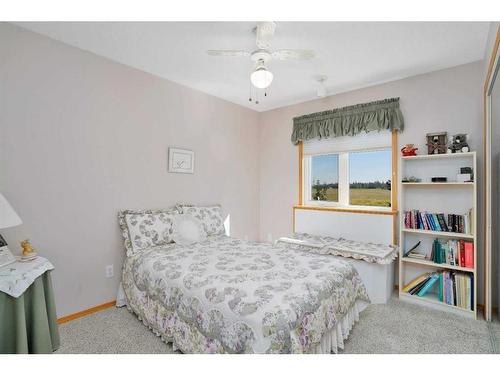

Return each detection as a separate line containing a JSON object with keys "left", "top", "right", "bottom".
{"left": 398, "top": 151, "right": 477, "bottom": 319}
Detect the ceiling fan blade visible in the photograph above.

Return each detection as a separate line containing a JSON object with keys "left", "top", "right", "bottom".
{"left": 255, "top": 22, "right": 276, "bottom": 49}
{"left": 206, "top": 50, "right": 250, "bottom": 57}
{"left": 272, "top": 49, "right": 315, "bottom": 60}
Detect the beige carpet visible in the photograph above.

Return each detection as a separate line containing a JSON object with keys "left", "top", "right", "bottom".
{"left": 56, "top": 295, "right": 500, "bottom": 354}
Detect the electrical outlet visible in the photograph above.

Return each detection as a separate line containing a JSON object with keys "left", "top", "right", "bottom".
{"left": 105, "top": 264, "right": 114, "bottom": 278}
{"left": 267, "top": 233, "right": 273, "bottom": 243}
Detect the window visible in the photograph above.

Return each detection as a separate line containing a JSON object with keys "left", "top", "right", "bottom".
{"left": 302, "top": 132, "right": 393, "bottom": 210}
{"left": 349, "top": 149, "right": 392, "bottom": 207}
{"left": 311, "top": 154, "right": 339, "bottom": 202}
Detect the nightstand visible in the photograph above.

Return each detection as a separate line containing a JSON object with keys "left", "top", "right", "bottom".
{"left": 0, "top": 256, "right": 60, "bottom": 353}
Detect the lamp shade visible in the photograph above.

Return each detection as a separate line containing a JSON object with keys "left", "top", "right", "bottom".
{"left": 250, "top": 67, "right": 273, "bottom": 89}
{"left": 0, "top": 193, "right": 22, "bottom": 229}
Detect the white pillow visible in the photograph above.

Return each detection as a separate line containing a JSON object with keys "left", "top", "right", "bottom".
{"left": 176, "top": 204, "right": 225, "bottom": 236}
{"left": 172, "top": 214, "right": 207, "bottom": 245}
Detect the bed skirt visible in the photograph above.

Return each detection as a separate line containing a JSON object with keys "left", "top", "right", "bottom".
{"left": 124, "top": 297, "right": 368, "bottom": 354}
{"left": 310, "top": 300, "right": 368, "bottom": 354}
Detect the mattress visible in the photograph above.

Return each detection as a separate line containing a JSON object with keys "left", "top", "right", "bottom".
{"left": 121, "top": 235, "right": 369, "bottom": 353}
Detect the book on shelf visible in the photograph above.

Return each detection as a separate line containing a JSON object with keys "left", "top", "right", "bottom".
{"left": 407, "top": 238, "right": 474, "bottom": 269}
{"left": 430, "top": 239, "right": 445, "bottom": 264}
{"left": 404, "top": 241, "right": 422, "bottom": 258}
{"left": 409, "top": 275, "right": 432, "bottom": 295}
{"left": 407, "top": 252, "right": 426, "bottom": 259}
{"left": 402, "top": 273, "right": 430, "bottom": 293}
{"left": 404, "top": 209, "right": 474, "bottom": 235}
{"left": 402, "top": 271, "right": 474, "bottom": 310}
{"left": 417, "top": 273, "right": 439, "bottom": 297}
{"left": 464, "top": 242, "right": 474, "bottom": 268}
{"left": 438, "top": 273, "right": 444, "bottom": 301}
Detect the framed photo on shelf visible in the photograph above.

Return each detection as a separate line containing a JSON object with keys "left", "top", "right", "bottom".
{"left": 168, "top": 147, "right": 195, "bottom": 174}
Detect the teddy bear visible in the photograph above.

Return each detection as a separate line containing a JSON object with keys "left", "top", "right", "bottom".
{"left": 401, "top": 144, "right": 418, "bottom": 156}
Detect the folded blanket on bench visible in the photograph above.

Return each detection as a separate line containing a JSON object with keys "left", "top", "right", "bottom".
{"left": 276, "top": 232, "right": 398, "bottom": 265}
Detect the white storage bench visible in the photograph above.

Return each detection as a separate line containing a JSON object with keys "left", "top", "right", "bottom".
{"left": 340, "top": 257, "right": 394, "bottom": 304}
{"left": 277, "top": 233, "right": 398, "bottom": 304}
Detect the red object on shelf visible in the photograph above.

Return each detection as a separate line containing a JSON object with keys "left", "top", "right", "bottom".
{"left": 401, "top": 144, "right": 418, "bottom": 156}
{"left": 464, "top": 242, "right": 474, "bottom": 268}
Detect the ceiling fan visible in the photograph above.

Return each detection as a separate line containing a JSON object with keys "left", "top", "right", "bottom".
{"left": 207, "top": 22, "right": 315, "bottom": 91}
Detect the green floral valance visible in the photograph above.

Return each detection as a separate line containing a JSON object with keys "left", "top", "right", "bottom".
{"left": 291, "top": 97, "right": 404, "bottom": 145}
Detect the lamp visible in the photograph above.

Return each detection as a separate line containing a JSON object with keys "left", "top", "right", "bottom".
{"left": 0, "top": 193, "right": 22, "bottom": 229}
{"left": 251, "top": 64, "right": 273, "bottom": 89}
{"left": 0, "top": 193, "right": 22, "bottom": 266}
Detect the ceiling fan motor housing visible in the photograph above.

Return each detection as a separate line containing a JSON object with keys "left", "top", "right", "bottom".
{"left": 251, "top": 50, "right": 272, "bottom": 63}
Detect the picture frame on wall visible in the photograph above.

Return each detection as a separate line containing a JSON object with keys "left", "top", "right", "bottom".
{"left": 168, "top": 147, "right": 195, "bottom": 174}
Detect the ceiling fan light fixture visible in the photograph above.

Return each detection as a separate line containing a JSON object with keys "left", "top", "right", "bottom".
{"left": 251, "top": 67, "right": 273, "bottom": 89}
{"left": 208, "top": 22, "right": 316, "bottom": 98}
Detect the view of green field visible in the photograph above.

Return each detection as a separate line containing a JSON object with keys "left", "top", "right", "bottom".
{"left": 311, "top": 187, "right": 391, "bottom": 207}
{"left": 350, "top": 188, "right": 391, "bottom": 207}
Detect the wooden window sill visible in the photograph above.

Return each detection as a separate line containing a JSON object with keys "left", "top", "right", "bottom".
{"left": 293, "top": 205, "right": 398, "bottom": 216}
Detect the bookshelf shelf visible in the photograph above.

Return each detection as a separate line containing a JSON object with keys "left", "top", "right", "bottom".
{"left": 402, "top": 151, "right": 475, "bottom": 161}
{"left": 400, "top": 292, "right": 475, "bottom": 318}
{"left": 401, "top": 257, "right": 474, "bottom": 272}
{"left": 401, "top": 228, "right": 474, "bottom": 239}
{"left": 401, "top": 182, "right": 474, "bottom": 187}
{"left": 399, "top": 151, "right": 477, "bottom": 319}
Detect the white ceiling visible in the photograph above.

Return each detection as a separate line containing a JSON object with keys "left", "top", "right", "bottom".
{"left": 15, "top": 22, "right": 490, "bottom": 112}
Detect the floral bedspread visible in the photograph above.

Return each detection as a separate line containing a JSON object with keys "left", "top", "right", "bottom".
{"left": 122, "top": 235, "right": 369, "bottom": 353}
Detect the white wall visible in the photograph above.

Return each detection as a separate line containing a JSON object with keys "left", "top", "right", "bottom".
{"left": 258, "top": 62, "right": 484, "bottom": 301}
{"left": 0, "top": 23, "right": 260, "bottom": 317}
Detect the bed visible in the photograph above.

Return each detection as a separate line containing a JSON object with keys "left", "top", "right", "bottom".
{"left": 118, "top": 206, "right": 369, "bottom": 354}
{"left": 121, "top": 235, "right": 369, "bottom": 353}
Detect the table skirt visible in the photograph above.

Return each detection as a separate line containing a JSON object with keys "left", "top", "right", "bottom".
{"left": 0, "top": 271, "right": 60, "bottom": 353}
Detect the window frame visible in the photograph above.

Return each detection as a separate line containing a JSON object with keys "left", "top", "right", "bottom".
{"left": 299, "top": 131, "right": 398, "bottom": 214}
